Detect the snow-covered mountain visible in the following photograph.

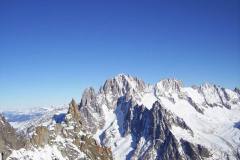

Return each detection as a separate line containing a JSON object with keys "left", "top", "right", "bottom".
{"left": 1, "top": 74, "right": 240, "bottom": 160}
{"left": 2, "top": 105, "right": 68, "bottom": 133}
{"left": 78, "top": 74, "right": 240, "bottom": 160}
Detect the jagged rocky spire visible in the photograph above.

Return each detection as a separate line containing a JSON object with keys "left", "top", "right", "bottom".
{"left": 78, "top": 88, "right": 105, "bottom": 134}
{"left": 80, "top": 87, "right": 97, "bottom": 107}
{"left": 101, "top": 74, "right": 146, "bottom": 95}
{"left": 67, "top": 98, "right": 82, "bottom": 126}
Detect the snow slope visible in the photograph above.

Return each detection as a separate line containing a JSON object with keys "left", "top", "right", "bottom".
{"left": 90, "top": 75, "right": 240, "bottom": 160}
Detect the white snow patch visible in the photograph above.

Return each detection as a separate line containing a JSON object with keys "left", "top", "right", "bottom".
{"left": 139, "top": 92, "right": 157, "bottom": 109}
{"left": 8, "top": 145, "right": 66, "bottom": 160}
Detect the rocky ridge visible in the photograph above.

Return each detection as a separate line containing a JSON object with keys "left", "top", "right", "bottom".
{"left": 2, "top": 74, "right": 240, "bottom": 160}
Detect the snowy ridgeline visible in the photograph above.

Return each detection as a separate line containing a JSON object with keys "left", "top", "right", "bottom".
{"left": 1, "top": 74, "right": 240, "bottom": 160}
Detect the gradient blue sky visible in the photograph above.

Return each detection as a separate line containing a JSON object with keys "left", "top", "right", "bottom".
{"left": 0, "top": 0, "right": 240, "bottom": 109}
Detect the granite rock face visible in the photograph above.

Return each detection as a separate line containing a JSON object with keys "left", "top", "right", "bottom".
{"left": 4, "top": 100, "right": 113, "bottom": 160}
{"left": 63, "top": 100, "right": 112, "bottom": 160}
{"left": 67, "top": 98, "right": 82, "bottom": 126}
{"left": 79, "top": 88, "right": 105, "bottom": 134}
{"left": 180, "top": 139, "right": 211, "bottom": 160}
{"left": 30, "top": 126, "right": 49, "bottom": 147}
{"left": 0, "top": 114, "right": 26, "bottom": 160}
{"left": 118, "top": 100, "right": 194, "bottom": 160}
{"left": 100, "top": 74, "right": 146, "bottom": 108}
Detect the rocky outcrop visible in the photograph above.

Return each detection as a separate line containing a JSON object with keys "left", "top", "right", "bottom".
{"left": 123, "top": 100, "right": 192, "bottom": 138}
{"left": 186, "top": 96, "right": 204, "bottom": 114}
{"left": 117, "top": 99, "right": 193, "bottom": 160}
{"left": 80, "top": 87, "right": 98, "bottom": 109}
{"left": 30, "top": 126, "right": 49, "bottom": 147}
{"left": 59, "top": 126, "right": 112, "bottom": 160}
{"left": 100, "top": 74, "right": 146, "bottom": 108}
{"left": 101, "top": 74, "right": 145, "bottom": 96}
{"left": 67, "top": 98, "right": 82, "bottom": 125}
{"left": 4, "top": 99, "right": 113, "bottom": 160}
{"left": 148, "top": 101, "right": 183, "bottom": 160}
{"left": 78, "top": 135, "right": 112, "bottom": 160}
{"left": 79, "top": 88, "right": 105, "bottom": 134}
{"left": 180, "top": 139, "right": 211, "bottom": 160}
{"left": 61, "top": 100, "right": 113, "bottom": 160}
{"left": 0, "top": 114, "right": 26, "bottom": 160}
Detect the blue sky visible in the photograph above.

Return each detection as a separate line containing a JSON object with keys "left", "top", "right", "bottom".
{"left": 0, "top": 0, "right": 240, "bottom": 109}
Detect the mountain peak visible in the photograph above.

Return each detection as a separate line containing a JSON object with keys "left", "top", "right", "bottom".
{"left": 115, "top": 73, "right": 131, "bottom": 78}
{"left": 67, "top": 98, "right": 81, "bottom": 124}
{"left": 155, "top": 78, "right": 183, "bottom": 96}
{"left": 80, "top": 87, "right": 96, "bottom": 107}
{"left": 101, "top": 74, "right": 145, "bottom": 95}
{"left": 70, "top": 98, "right": 78, "bottom": 107}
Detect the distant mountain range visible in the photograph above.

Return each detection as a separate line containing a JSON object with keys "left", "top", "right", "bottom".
{"left": 1, "top": 74, "right": 240, "bottom": 160}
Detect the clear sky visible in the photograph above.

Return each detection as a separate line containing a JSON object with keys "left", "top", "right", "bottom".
{"left": 0, "top": 0, "right": 240, "bottom": 109}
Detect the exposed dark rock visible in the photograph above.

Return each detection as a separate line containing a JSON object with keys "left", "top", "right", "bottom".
{"left": 140, "top": 101, "right": 183, "bottom": 160}
{"left": 59, "top": 99, "right": 113, "bottom": 160}
{"left": 168, "top": 97, "right": 176, "bottom": 104}
{"left": 101, "top": 74, "right": 145, "bottom": 96}
{"left": 151, "top": 101, "right": 192, "bottom": 134}
{"left": 79, "top": 88, "right": 105, "bottom": 134}
{"left": 155, "top": 131, "right": 182, "bottom": 160}
{"left": 186, "top": 96, "right": 204, "bottom": 114}
{"left": 234, "top": 88, "right": 240, "bottom": 95}
{"left": 77, "top": 135, "right": 112, "bottom": 160}
{"left": 197, "top": 144, "right": 212, "bottom": 158}
{"left": 125, "top": 104, "right": 150, "bottom": 139}
{"left": 99, "top": 74, "right": 146, "bottom": 110}
{"left": 180, "top": 139, "right": 211, "bottom": 160}
{"left": 199, "top": 83, "right": 233, "bottom": 109}
{"left": 119, "top": 100, "right": 193, "bottom": 159}
{"left": 217, "top": 87, "right": 231, "bottom": 109}
{"left": 80, "top": 87, "right": 98, "bottom": 111}
{"left": 123, "top": 100, "right": 192, "bottom": 137}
